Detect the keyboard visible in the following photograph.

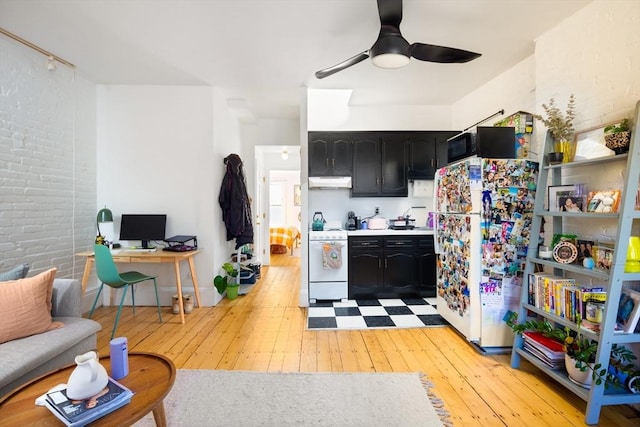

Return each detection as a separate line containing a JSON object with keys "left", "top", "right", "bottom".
{"left": 163, "top": 245, "right": 195, "bottom": 252}
{"left": 128, "top": 247, "right": 157, "bottom": 252}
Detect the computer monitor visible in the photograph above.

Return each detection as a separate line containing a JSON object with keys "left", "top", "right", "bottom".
{"left": 119, "top": 214, "right": 167, "bottom": 249}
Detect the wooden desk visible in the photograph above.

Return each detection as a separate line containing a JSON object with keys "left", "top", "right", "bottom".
{"left": 77, "top": 249, "right": 202, "bottom": 324}
{"left": 0, "top": 352, "right": 175, "bottom": 427}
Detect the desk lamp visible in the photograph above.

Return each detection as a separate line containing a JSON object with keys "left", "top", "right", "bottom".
{"left": 96, "top": 206, "right": 113, "bottom": 245}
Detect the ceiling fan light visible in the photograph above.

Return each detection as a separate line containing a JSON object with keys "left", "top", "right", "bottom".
{"left": 371, "top": 53, "right": 410, "bottom": 69}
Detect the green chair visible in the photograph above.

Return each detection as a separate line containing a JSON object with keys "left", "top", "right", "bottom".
{"left": 89, "top": 244, "right": 163, "bottom": 339}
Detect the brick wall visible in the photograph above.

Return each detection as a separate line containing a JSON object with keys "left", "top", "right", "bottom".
{"left": 535, "top": 0, "right": 640, "bottom": 134}
{"left": 0, "top": 35, "right": 96, "bottom": 279}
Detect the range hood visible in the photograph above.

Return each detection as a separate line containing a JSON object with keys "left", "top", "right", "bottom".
{"left": 308, "top": 176, "right": 352, "bottom": 189}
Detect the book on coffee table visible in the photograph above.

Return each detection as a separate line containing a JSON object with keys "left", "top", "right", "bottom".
{"left": 44, "top": 377, "right": 133, "bottom": 427}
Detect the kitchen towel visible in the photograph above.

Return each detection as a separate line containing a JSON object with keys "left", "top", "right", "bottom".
{"left": 322, "top": 242, "right": 343, "bottom": 269}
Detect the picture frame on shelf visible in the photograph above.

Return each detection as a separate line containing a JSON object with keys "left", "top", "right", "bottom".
{"left": 592, "top": 244, "right": 614, "bottom": 271}
{"left": 616, "top": 288, "right": 640, "bottom": 333}
{"left": 548, "top": 184, "right": 585, "bottom": 212}
{"left": 577, "top": 240, "right": 595, "bottom": 263}
{"left": 586, "top": 190, "right": 621, "bottom": 213}
{"left": 559, "top": 195, "right": 584, "bottom": 212}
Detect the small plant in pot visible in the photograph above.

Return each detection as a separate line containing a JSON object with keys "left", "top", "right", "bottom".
{"left": 604, "top": 118, "right": 632, "bottom": 155}
{"left": 214, "top": 262, "right": 239, "bottom": 300}
{"left": 506, "top": 313, "right": 639, "bottom": 389}
{"left": 534, "top": 94, "right": 577, "bottom": 163}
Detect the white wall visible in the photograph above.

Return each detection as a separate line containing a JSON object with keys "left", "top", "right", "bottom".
{"left": 96, "top": 85, "right": 223, "bottom": 306}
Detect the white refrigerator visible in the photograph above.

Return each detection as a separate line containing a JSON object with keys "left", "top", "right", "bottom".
{"left": 434, "top": 157, "right": 539, "bottom": 350}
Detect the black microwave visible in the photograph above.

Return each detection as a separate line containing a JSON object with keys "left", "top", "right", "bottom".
{"left": 447, "top": 126, "right": 516, "bottom": 164}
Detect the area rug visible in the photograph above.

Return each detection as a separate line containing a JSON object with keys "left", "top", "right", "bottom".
{"left": 307, "top": 298, "right": 450, "bottom": 330}
{"left": 134, "top": 370, "right": 451, "bottom": 427}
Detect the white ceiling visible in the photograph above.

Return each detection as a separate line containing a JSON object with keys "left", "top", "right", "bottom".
{"left": 0, "top": 0, "right": 592, "bottom": 120}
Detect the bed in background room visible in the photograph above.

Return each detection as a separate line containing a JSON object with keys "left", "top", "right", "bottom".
{"left": 269, "top": 226, "right": 301, "bottom": 255}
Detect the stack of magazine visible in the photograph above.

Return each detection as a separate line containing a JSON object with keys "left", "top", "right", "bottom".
{"left": 522, "top": 331, "right": 565, "bottom": 369}
{"left": 44, "top": 377, "right": 133, "bottom": 426}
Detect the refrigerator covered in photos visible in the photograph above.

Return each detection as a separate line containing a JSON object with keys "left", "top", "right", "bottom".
{"left": 434, "top": 158, "right": 539, "bottom": 350}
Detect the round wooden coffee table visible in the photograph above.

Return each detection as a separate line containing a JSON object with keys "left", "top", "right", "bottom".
{"left": 0, "top": 352, "right": 175, "bottom": 426}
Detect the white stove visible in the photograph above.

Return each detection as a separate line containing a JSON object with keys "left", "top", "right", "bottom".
{"left": 308, "top": 226, "right": 348, "bottom": 302}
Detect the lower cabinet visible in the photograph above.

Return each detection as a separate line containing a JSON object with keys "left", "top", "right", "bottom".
{"left": 348, "top": 235, "right": 435, "bottom": 299}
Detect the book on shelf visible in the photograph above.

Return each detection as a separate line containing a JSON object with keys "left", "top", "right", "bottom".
{"left": 616, "top": 288, "right": 640, "bottom": 333}
{"left": 522, "top": 331, "right": 565, "bottom": 369}
{"left": 523, "top": 341, "right": 565, "bottom": 369}
{"left": 44, "top": 377, "right": 133, "bottom": 427}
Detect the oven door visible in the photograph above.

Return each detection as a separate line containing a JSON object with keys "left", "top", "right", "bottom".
{"left": 308, "top": 240, "right": 348, "bottom": 301}
{"left": 308, "top": 240, "right": 348, "bottom": 282}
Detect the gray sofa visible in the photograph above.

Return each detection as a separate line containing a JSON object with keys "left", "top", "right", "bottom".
{"left": 0, "top": 278, "right": 102, "bottom": 397}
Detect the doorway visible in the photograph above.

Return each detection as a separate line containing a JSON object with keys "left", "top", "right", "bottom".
{"left": 253, "top": 146, "right": 300, "bottom": 266}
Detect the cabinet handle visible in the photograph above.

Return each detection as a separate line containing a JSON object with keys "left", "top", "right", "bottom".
{"left": 332, "top": 158, "right": 335, "bottom": 168}
{"left": 385, "top": 259, "right": 387, "bottom": 268}
{"left": 326, "top": 159, "right": 329, "bottom": 168}
{"left": 436, "top": 159, "right": 440, "bottom": 168}
{"left": 431, "top": 159, "right": 434, "bottom": 167}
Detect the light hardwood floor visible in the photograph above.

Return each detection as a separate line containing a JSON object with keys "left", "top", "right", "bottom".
{"left": 91, "top": 252, "right": 639, "bottom": 426}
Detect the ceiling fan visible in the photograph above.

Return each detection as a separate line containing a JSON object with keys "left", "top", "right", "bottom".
{"left": 315, "top": 0, "right": 481, "bottom": 79}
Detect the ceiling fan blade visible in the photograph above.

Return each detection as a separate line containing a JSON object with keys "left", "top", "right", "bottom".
{"left": 315, "top": 51, "right": 370, "bottom": 79}
{"left": 410, "top": 43, "right": 481, "bottom": 63}
{"left": 377, "top": 0, "right": 403, "bottom": 28}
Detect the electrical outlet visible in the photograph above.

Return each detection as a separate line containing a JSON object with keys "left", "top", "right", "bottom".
{"left": 375, "top": 207, "right": 380, "bottom": 215}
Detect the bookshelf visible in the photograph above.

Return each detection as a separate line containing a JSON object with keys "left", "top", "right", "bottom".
{"left": 511, "top": 99, "right": 640, "bottom": 425}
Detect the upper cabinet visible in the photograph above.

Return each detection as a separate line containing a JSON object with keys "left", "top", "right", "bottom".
{"left": 408, "top": 131, "right": 459, "bottom": 180}
{"left": 308, "top": 130, "right": 458, "bottom": 195}
{"left": 308, "top": 132, "right": 353, "bottom": 177}
{"left": 352, "top": 132, "right": 408, "bottom": 197}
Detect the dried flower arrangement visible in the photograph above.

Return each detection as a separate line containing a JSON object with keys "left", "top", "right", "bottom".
{"left": 534, "top": 94, "right": 576, "bottom": 141}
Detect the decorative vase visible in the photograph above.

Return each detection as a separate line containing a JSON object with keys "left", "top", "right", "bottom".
{"left": 555, "top": 138, "right": 576, "bottom": 163}
{"left": 605, "top": 131, "right": 631, "bottom": 155}
{"left": 66, "top": 351, "right": 109, "bottom": 400}
{"left": 583, "top": 257, "right": 595, "bottom": 269}
{"left": 565, "top": 354, "right": 593, "bottom": 389}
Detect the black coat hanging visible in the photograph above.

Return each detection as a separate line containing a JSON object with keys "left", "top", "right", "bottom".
{"left": 218, "top": 153, "right": 254, "bottom": 249}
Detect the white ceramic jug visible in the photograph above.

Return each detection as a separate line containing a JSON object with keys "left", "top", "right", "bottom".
{"left": 66, "top": 351, "right": 109, "bottom": 400}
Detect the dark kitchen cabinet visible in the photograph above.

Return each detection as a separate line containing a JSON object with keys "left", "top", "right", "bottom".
{"left": 348, "top": 236, "right": 418, "bottom": 299}
{"left": 408, "top": 131, "right": 459, "bottom": 180}
{"left": 352, "top": 133, "right": 408, "bottom": 197}
{"left": 417, "top": 236, "right": 437, "bottom": 297}
{"left": 308, "top": 132, "right": 353, "bottom": 177}
{"left": 348, "top": 237, "right": 383, "bottom": 299}
{"left": 383, "top": 237, "right": 417, "bottom": 297}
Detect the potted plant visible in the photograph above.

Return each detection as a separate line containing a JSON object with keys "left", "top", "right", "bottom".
{"left": 506, "top": 313, "right": 638, "bottom": 389}
{"left": 534, "top": 95, "right": 576, "bottom": 163}
{"left": 214, "top": 262, "right": 240, "bottom": 300}
{"left": 604, "top": 118, "right": 632, "bottom": 154}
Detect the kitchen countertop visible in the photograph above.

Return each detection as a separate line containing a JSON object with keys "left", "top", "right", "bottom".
{"left": 347, "top": 228, "right": 434, "bottom": 236}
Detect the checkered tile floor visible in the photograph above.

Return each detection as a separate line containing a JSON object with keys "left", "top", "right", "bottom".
{"left": 307, "top": 297, "right": 449, "bottom": 330}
